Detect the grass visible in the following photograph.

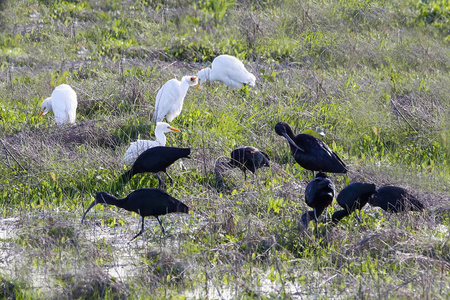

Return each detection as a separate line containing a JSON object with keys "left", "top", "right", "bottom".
{"left": 0, "top": 0, "right": 449, "bottom": 298}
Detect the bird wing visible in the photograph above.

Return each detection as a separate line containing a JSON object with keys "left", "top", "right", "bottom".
{"left": 305, "top": 135, "right": 347, "bottom": 170}
{"left": 305, "top": 177, "right": 335, "bottom": 206}
{"left": 152, "top": 79, "right": 181, "bottom": 122}
{"left": 50, "top": 85, "right": 77, "bottom": 125}
{"left": 305, "top": 181, "right": 317, "bottom": 205}
{"left": 64, "top": 87, "right": 77, "bottom": 124}
{"left": 123, "top": 140, "right": 160, "bottom": 165}
{"left": 260, "top": 150, "right": 270, "bottom": 161}
{"left": 213, "top": 56, "right": 255, "bottom": 88}
{"left": 222, "top": 66, "right": 255, "bottom": 88}
{"left": 51, "top": 91, "right": 70, "bottom": 125}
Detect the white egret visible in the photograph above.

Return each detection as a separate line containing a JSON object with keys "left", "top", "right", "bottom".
{"left": 196, "top": 54, "right": 256, "bottom": 89}
{"left": 38, "top": 84, "right": 77, "bottom": 126}
{"left": 151, "top": 76, "right": 198, "bottom": 123}
{"left": 122, "top": 122, "right": 181, "bottom": 166}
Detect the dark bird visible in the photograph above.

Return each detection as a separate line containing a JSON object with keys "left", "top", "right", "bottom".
{"left": 275, "top": 122, "right": 347, "bottom": 174}
{"left": 301, "top": 172, "right": 335, "bottom": 228}
{"left": 369, "top": 185, "right": 424, "bottom": 212}
{"left": 121, "top": 146, "right": 190, "bottom": 188}
{"left": 332, "top": 182, "right": 376, "bottom": 224}
{"left": 227, "top": 146, "right": 270, "bottom": 179}
{"left": 81, "top": 188, "right": 189, "bottom": 240}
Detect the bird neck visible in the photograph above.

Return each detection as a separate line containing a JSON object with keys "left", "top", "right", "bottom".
{"left": 43, "top": 97, "right": 53, "bottom": 113}
{"left": 154, "top": 128, "right": 167, "bottom": 146}
{"left": 332, "top": 209, "right": 349, "bottom": 223}
{"left": 180, "top": 78, "right": 193, "bottom": 91}
{"left": 96, "top": 192, "right": 125, "bottom": 208}
{"left": 284, "top": 126, "right": 296, "bottom": 140}
{"left": 197, "top": 68, "right": 211, "bottom": 82}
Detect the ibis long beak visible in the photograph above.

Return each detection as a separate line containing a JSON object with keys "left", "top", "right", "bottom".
{"left": 169, "top": 126, "right": 180, "bottom": 132}
{"left": 81, "top": 200, "right": 98, "bottom": 223}
{"left": 195, "top": 79, "right": 201, "bottom": 91}
{"left": 282, "top": 132, "right": 305, "bottom": 152}
{"left": 38, "top": 109, "right": 45, "bottom": 118}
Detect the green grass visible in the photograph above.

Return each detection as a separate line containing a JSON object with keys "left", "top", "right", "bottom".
{"left": 0, "top": 0, "right": 449, "bottom": 298}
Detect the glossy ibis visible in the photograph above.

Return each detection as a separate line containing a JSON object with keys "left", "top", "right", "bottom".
{"left": 121, "top": 146, "right": 190, "bottom": 188}
{"left": 122, "top": 122, "right": 180, "bottom": 166}
{"left": 301, "top": 172, "right": 335, "bottom": 228}
{"left": 81, "top": 188, "right": 189, "bottom": 240}
{"left": 227, "top": 146, "right": 270, "bottom": 180}
{"left": 369, "top": 185, "right": 424, "bottom": 212}
{"left": 275, "top": 122, "right": 347, "bottom": 174}
{"left": 332, "top": 182, "right": 376, "bottom": 224}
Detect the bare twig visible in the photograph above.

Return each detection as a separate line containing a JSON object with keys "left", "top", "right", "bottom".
{"left": 0, "top": 139, "right": 26, "bottom": 171}
{"left": 390, "top": 99, "right": 418, "bottom": 132}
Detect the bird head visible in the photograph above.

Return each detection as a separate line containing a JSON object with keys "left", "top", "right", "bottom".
{"left": 81, "top": 193, "right": 105, "bottom": 223}
{"left": 185, "top": 76, "right": 198, "bottom": 87}
{"left": 275, "top": 122, "right": 305, "bottom": 152}
{"left": 156, "top": 122, "right": 181, "bottom": 133}
{"left": 315, "top": 172, "right": 328, "bottom": 179}
{"left": 274, "top": 122, "right": 291, "bottom": 136}
{"left": 196, "top": 68, "right": 210, "bottom": 90}
{"left": 177, "top": 201, "right": 189, "bottom": 214}
{"left": 38, "top": 97, "right": 52, "bottom": 118}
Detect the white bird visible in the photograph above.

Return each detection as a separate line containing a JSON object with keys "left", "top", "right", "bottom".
{"left": 196, "top": 54, "right": 256, "bottom": 89}
{"left": 38, "top": 84, "right": 77, "bottom": 126}
{"left": 151, "top": 76, "right": 198, "bottom": 123}
{"left": 122, "top": 122, "right": 181, "bottom": 166}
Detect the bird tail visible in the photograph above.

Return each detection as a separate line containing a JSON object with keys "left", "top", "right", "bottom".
{"left": 408, "top": 196, "right": 425, "bottom": 212}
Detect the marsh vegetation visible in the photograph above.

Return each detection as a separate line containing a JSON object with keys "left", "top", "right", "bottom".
{"left": 0, "top": 0, "right": 449, "bottom": 298}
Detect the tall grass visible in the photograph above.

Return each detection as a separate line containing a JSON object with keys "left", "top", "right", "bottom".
{"left": 0, "top": 0, "right": 449, "bottom": 298}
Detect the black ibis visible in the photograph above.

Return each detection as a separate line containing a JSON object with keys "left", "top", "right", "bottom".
{"left": 275, "top": 122, "right": 347, "bottom": 174}
{"left": 332, "top": 182, "right": 376, "bottom": 224}
{"left": 301, "top": 172, "right": 335, "bottom": 228}
{"left": 369, "top": 185, "right": 424, "bottom": 212}
{"left": 121, "top": 146, "right": 190, "bottom": 188}
{"left": 81, "top": 188, "right": 189, "bottom": 240}
{"left": 227, "top": 146, "right": 270, "bottom": 180}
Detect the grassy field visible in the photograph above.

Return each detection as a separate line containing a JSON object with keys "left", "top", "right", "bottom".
{"left": 0, "top": 0, "right": 449, "bottom": 298}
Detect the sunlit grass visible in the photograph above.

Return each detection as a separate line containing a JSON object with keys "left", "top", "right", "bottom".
{"left": 0, "top": 0, "right": 449, "bottom": 298}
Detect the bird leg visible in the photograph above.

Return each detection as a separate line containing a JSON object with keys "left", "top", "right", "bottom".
{"left": 129, "top": 216, "right": 145, "bottom": 242}
{"left": 155, "top": 173, "right": 163, "bottom": 189}
{"left": 165, "top": 171, "right": 174, "bottom": 185}
{"left": 356, "top": 209, "right": 363, "bottom": 223}
{"left": 313, "top": 208, "right": 318, "bottom": 222}
{"left": 157, "top": 216, "right": 166, "bottom": 235}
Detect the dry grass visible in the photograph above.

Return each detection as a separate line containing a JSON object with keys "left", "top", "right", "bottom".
{"left": 0, "top": 0, "right": 449, "bottom": 298}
